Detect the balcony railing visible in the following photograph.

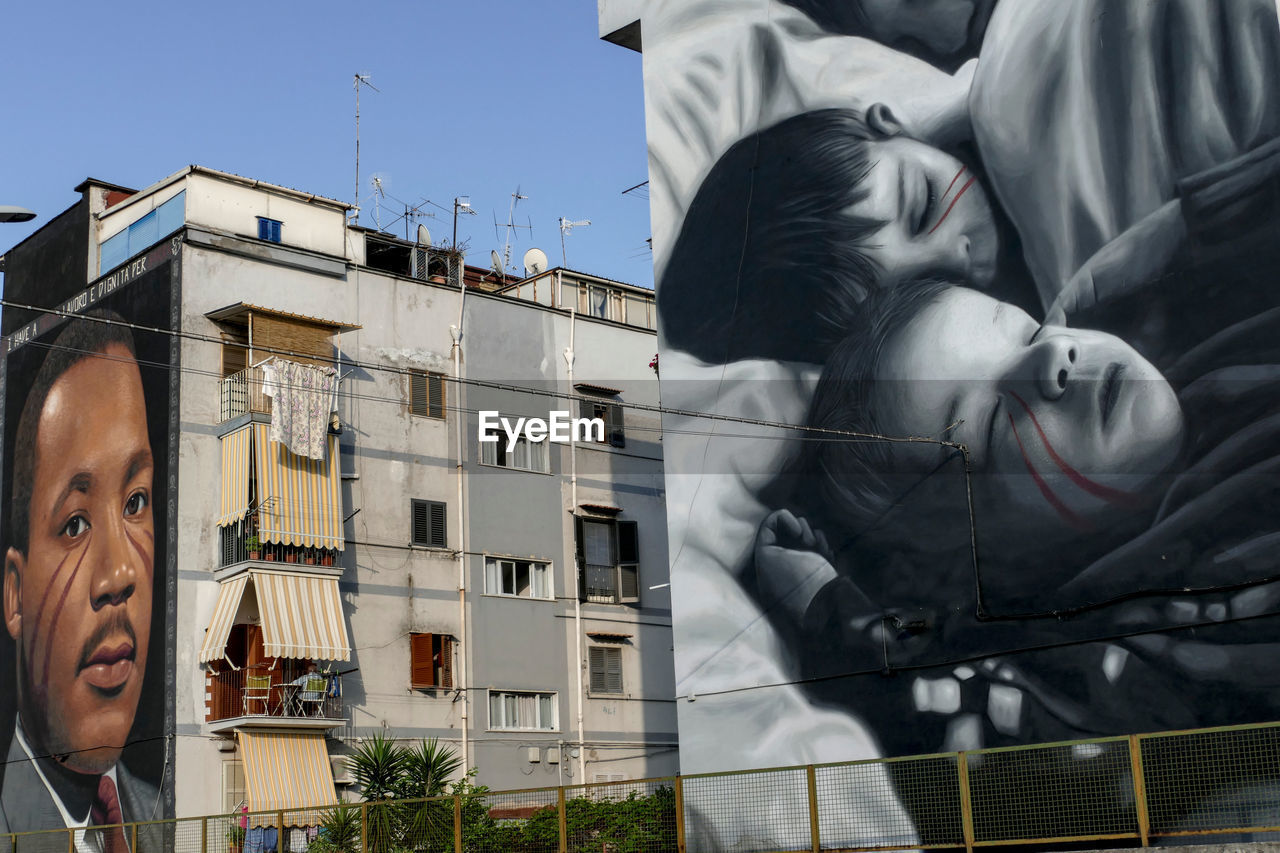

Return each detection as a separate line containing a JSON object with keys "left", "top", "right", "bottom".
{"left": 220, "top": 364, "right": 273, "bottom": 423}
{"left": 220, "top": 514, "right": 340, "bottom": 568}
{"left": 206, "top": 661, "right": 343, "bottom": 723}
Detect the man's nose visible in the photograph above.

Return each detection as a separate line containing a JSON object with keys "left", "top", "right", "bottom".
{"left": 90, "top": 519, "right": 137, "bottom": 610}
{"left": 1030, "top": 334, "right": 1078, "bottom": 401}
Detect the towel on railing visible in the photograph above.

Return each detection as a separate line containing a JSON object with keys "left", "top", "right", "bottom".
{"left": 261, "top": 358, "right": 338, "bottom": 460}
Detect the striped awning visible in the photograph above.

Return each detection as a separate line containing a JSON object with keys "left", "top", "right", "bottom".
{"left": 238, "top": 731, "right": 337, "bottom": 822}
{"left": 218, "top": 426, "right": 253, "bottom": 527}
{"left": 255, "top": 571, "right": 351, "bottom": 661}
{"left": 198, "top": 574, "right": 251, "bottom": 663}
{"left": 252, "top": 423, "right": 345, "bottom": 551}
{"left": 199, "top": 571, "right": 350, "bottom": 663}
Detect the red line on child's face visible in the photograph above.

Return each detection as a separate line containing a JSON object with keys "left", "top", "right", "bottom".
{"left": 928, "top": 176, "right": 976, "bottom": 235}
{"left": 940, "top": 165, "right": 967, "bottom": 204}
{"left": 1008, "top": 392, "right": 1141, "bottom": 507}
{"left": 1009, "top": 414, "right": 1092, "bottom": 531}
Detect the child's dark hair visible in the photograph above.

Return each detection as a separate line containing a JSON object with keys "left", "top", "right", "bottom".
{"left": 9, "top": 311, "right": 139, "bottom": 556}
{"left": 801, "top": 279, "right": 956, "bottom": 535}
{"left": 658, "top": 109, "right": 887, "bottom": 365}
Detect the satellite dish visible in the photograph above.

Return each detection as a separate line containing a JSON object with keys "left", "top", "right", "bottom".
{"left": 417, "top": 224, "right": 431, "bottom": 246}
{"left": 523, "top": 247, "right": 549, "bottom": 276}
{"left": 490, "top": 250, "right": 504, "bottom": 273}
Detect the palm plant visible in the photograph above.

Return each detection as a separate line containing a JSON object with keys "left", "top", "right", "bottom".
{"left": 397, "top": 739, "right": 464, "bottom": 849}
{"left": 349, "top": 733, "right": 406, "bottom": 852}
{"left": 346, "top": 733, "right": 467, "bottom": 852}
{"left": 309, "top": 804, "right": 361, "bottom": 853}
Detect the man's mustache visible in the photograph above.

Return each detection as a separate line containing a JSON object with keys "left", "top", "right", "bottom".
{"left": 78, "top": 611, "right": 138, "bottom": 672}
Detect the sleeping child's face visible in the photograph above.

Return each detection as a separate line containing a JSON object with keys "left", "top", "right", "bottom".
{"left": 852, "top": 136, "right": 999, "bottom": 289}
{"left": 874, "top": 287, "right": 1184, "bottom": 542}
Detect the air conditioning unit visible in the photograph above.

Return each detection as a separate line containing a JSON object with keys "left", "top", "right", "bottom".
{"left": 546, "top": 750, "right": 559, "bottom": 765}
{"left": 331, "top": 755, "right": 354, "bottom": 785}
{"left": 525, "top": 747, "right": 541, "bottom": 764}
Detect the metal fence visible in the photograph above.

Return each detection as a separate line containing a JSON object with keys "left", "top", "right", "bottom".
{"left": 7, "top": 721, "right": 1280, "bottom": 853}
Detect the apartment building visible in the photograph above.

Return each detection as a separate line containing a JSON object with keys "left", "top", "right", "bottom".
{"left": 0, "top": 166, "right": 675, "bottom": 828}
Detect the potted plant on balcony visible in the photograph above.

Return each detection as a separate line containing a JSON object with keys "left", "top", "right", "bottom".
{"left": 227, "top": 824, "right": 245, "bottom": 853}
{"left": 245, "top": 534, "right": 260, "bottom": 561}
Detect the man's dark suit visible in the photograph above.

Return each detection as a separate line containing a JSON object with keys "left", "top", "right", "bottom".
{"left": 0, "top": 735, "right": 161, "bottom": 852}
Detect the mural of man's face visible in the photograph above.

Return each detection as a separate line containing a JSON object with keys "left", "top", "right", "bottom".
{"left": 4, "top": 344, "right": 154, "bottom": 775}
{"left": 876, "top": 288, "right": 1184, "bottom": 544}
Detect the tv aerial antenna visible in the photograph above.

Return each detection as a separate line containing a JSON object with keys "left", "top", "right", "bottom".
{"left": 558, "top": 217, "right": 591, "bottom": 268}
{"left": 370, "top": 175, "right": 386, "bottom": 232}
{"left": 352, "top": 73, "right": 381, "bottom": 225}
{"left": 492, "top": 187, "right": 532, "bottom": 274}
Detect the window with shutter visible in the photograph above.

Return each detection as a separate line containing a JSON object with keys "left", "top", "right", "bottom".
{"left": 410, "top": 371, "right": 447, "bottom": 419}
{"left": 588, "top": 646, "right": 623, "bottom": 694}
{"left": 575, "top": 517, "right": 641, "bottom": 605}
{"left": 411, "top": 500, "right": 447, "bottom": 548}
{"left": 410, "top": 633, "right": 453, "bottom": 689}
{"left": 577, "top": 396, "right": 624, "bottom": 447}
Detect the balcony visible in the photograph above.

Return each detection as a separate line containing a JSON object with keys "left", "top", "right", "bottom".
{"left": 220, "top": 364, "right": 272, "bottom": 423}
{"left": 206, "top": 661, "right": 344, "bottom": 731}
{"left": 220, "top": 513, "right": 340, "bottom": 569}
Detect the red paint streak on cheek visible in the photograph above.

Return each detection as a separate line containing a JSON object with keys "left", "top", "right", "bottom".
{"left": 940, "top": 165, "right": 967, "bottom": 204}
{"left": 1009, "top": 392, "right": 1141, "bottom": 507}
{"left": 928, "top": 176, "right": 976, "bottom": 235}
{"left": 27, "top": 549, "right": 74, "bottom": 666}
{"left": 40, "top": 541, "right": 91, "bottom": 687}
{"left": 1010, "top": 414, "right": 1092, "bottom": 532}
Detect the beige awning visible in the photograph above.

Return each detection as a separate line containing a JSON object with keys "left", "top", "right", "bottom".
{"left": 238, "top": 730, "right": 337, "bottom": 824}
{"left": 199, "top": 574, "right": 250, "bottom": 663}
{"left": 254, "top": 570, "right": 351, "bottom": 661}
{"left": 218, "top": 426, "right": 253, "bottom": 527}
{"left": 253, "top": 424, "right": 345, "bottom": 551}
{"left": 199, "top": 571, "right": 350, "bottom": 663}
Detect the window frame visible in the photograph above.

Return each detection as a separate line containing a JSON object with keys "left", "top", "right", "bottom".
{"left": 483, "top": 556, "right": 554, "bottom": 600}
{"left": 577, "top": 397, "right": 625, "bottom": 448}
{"left": 409, "top": 371, "right": 447, "bottom": 419}
{"left": 487, "top": 689, "right": 559, "bottom": 732}
{"left": 479, "top": 420, "right": 551, "bottom": 473}
{"left": 411, "top": 499, "right": 448, "bottom": 549}
{"left": 409, "top": 632, "right": 454, "bottom": 689}
{"left": 575, "top": 516, "right": 640, "bottom": 605}
{"left": 256, "top": 216, "right": 283, "bottom": 243}
{"left": 588, "top": 645, "right": 623, "bottom": 694}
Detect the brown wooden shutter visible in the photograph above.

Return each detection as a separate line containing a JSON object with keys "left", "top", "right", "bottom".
{"left": 428, "top": 373, "right": 445, "bottom": 419}
{"left": 410, "top": 633, "right": 436, "bottom": 688}
{"left": 439, "top": 635, "right": 454, "bottom": 689}
{"left": 410, "top": 373, "right": 428, "bottom": 415}
{"left": 617, "top": 521, "right": 639, "bottom": 604}
{"left": 251, "top": 314, "right": 333, "bottom": 366}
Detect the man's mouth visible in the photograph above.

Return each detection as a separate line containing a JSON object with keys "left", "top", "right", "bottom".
{"left": 79, "top": 641, "right": 136, "bottom": 694}
{"left": 1099, "top": 362, "right": 1126, "bottom": 427}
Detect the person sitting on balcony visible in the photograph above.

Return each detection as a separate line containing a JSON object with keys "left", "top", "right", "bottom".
{"left": 290, "top": 662, "right": 324, "bottom": 713}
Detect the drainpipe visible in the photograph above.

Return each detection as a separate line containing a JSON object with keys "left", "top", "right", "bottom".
{"left": 451, "top": 256, "right": 470, "bottom": 771}
{"left": 564, "top": 291, "right": 587, "bottom": 786}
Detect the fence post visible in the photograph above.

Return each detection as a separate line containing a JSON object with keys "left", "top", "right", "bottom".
{"left": 130, "top": 823, "right": 138, "bottom": 853}
{"left": 956, "top": 752, "right": 975, "bottom": 853}
{"left": 453, "top": 795, "right": 463, "bottom": 853}
{"left": 201, "top": 816, "right": 209, "bottom": 853}
{"left": 1129, "top": 735, "right": 1151, "bottom": 846}
{"left": 557, "top": 786, "right": 568, "bottom": 853}
{"left": 67, "top": 828, "right": 73, "bottom": 853}
{"left": 673, "top": 776, "right": 687, "bottom": 853}
{"left": 806, "top": 764, "right": 821, "bottom": 853}
{"left": 360, "top": 802, "right": 369, "bottom": 853}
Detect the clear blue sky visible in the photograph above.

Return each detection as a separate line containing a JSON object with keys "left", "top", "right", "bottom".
{"left": 0, "top": 1, "right": 652, "bottom": 287}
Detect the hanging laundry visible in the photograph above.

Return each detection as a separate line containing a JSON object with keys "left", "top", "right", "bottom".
{"left": 261, "top": 358, "right": 338, "bottom": 460}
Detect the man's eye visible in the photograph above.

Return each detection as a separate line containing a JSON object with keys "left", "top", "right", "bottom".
{"left": 62, "top": 516, "right": 90, "bottom": 539}
{"left": 124, "top": 491, "right": 149, "bottom": 517}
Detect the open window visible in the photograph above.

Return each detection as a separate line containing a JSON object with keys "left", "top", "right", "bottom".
{"left": 575, "top": 516, "right": 640, "bottom": 604}
{"left": 410, "top": 633, "right": 454, "bottom": 689}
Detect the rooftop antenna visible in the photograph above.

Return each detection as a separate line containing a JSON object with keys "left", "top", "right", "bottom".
{"left": 494, "top": 187, "right": 532, "bottom": 274}
{"left": 370, "top": 175, "right": 386, "bottom": 232}
{"left": 352, "top": 73, "right": 380, "bottom": 225}
{"left": 558, "top": 218, "right": 591, "bottom": 268}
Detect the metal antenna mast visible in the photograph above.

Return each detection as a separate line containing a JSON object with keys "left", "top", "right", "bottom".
{"left": 497, "top": 187, "right": 532, "bottom": 273}
{"left": 558, "top": 217, "right": 591, "bottom": 268}
{"left": 352, "top": 73, "right": 380, "bottom": 224}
